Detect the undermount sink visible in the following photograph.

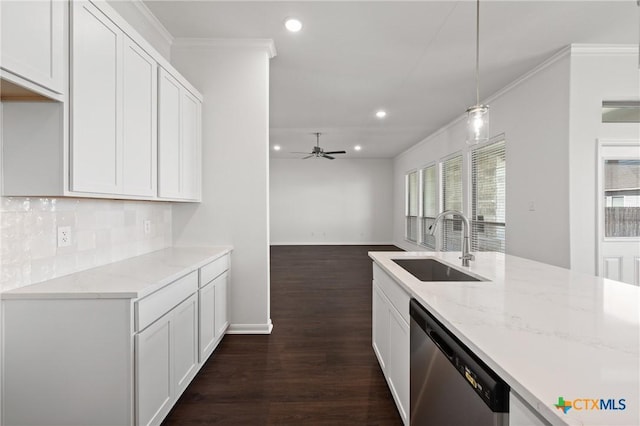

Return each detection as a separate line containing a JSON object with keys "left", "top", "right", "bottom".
{"left": 392, "top": 258, "right": 483, "bottom": 282}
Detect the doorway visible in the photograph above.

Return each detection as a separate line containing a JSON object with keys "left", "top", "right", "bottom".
{"left": 597, "top": 141, "right": 640, "bottom": 285}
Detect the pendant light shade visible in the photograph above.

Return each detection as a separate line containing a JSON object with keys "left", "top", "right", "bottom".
{"left": 466, "top": 104, "right": 489, "bottom": 144}
{"left": 466, "top": 0, "right": 489, "bottom": 145}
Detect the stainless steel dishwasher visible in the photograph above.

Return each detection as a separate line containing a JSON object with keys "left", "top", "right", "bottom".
{"left": 410, "top": 299, "right": 509, "bottom": 425}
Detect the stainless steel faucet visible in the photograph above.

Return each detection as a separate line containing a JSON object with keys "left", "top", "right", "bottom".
{"left": 429, "top": 210, "right": 475, "bottom": 267}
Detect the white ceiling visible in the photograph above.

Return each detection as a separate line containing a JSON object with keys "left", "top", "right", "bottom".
{"left": 144, "top": 1, "right": 639, "bottom": 159}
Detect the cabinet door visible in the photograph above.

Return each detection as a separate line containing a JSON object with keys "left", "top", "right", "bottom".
{"left": 136, "top": 315, "right": 172, "bottom": 426}
{"left": 122, "top": 37, "right": 157, "bottom": 196}
{"left": 172, "top": 293, "right": 199, "bottom": 396}
{"left": 387, "top": 307, "right": 410, "bottom": 424}
{"left": 181, "top": 89, "right": 201, "bottom": 200}
{"left": 198, "top": 279, "right": 216, "bottom": 362}
{"left": 70, "top": 0, "right": 123, "bottom": 194}
{"left": 0, "top": 0, "right": 66, "bottom": 94}
{"left": 372, "top": 282, "right": 388, "bottom": 370}
{"left": 158, "top": 68, "right": 182, "bottom": 198}
{"left": 214, "top": 273, "right": 229, "bottom": 338}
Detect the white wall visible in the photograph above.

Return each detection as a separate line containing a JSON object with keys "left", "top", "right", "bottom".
{"left": 170, "top": 42, "right": 273, "bottom": 334}
{"left": 393, "top": 49, "right": 573, "bottom": 268}
{"left": 568, "top": 47, "right": 640, "bottom": 275}
{"left": 270, "top": 158, "right": 393, "bottom": 245}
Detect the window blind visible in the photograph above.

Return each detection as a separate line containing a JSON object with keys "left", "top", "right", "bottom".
{"left": 406, "top": 171, "right": 418, "bottom": 242}
{"left": 441, "top": 155, "right": 463, "bottom": 251}
{"left": 471, "top": 140, "right": 506, "bottom": 252}
{"left": 420, "top": 165, "right": 437, "bottom": 249}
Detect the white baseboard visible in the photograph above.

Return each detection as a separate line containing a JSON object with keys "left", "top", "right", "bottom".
{"left": 227, "top": 320, "right": 273, "bottom": 334}
{"left": 270, "top": 242, "right": 394, "bottom": 246}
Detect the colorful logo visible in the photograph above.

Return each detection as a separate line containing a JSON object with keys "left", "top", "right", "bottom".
{"left": 555, "top": 397, "right": 572, "bottom": 414}
{"left": 554, "top": 396, "right": 626, "bottom": 414}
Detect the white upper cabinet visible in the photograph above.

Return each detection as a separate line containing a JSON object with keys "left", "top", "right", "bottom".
{"left": 70, "top": 0, "right": 123, "bottom": 194}
{"left": 1, "top": 0, "right": 66, "bottom": 95}
{"left": 158, "top": 67, "right": 202, "bottom": 201}
{"left": 1, "top": 0, "right": 201, "bottom": 202}
{"left": 71, "top": 1, "right": 159, "bottom": 197}
{"left": 123, "top": 38, "right": 158, "bottom": 197}
{"left": 158, "top": 69, "right": 182, "bottom": 198}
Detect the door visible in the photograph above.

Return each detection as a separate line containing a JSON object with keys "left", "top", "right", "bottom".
{"left": 198, "top": 279, "right": 216, "bottom": 362}
{"left": 172, "top": 294, "right": 199, "bottom": 396}
{"left": 372, "top": 282, "right": 389, "bottom": 370}
{"left": 158, "top": 68, "right": 182, "bottom": 198}
{"left": 387, "top": 307, "right": 409, "bottom": 424}
{"left": 1, "top": 0, "right": 66, "bottom": 94}
{"left": 71, "top": 0, "right": 122, "bottom": 194}
{"left": 122, "top": 37, "right": 157, "bottom": 196}
{"left": 136, "top": 316, "right": 172, "bottom": 426}
{"left": 214, "top": 273, "right": 229, "bottom": 338}
{"left": 181, "top": 89, "right": 201, "bottom": 200}
{"left": 597, "top": 141, "right": 640, "bottom": 285}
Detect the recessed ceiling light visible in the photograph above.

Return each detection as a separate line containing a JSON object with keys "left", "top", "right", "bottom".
{"left": 284, "top": 18, "right": 302, "bottom": 32}
{"left": 354, "top": 145, "right": 362, "bottom": 151}
{"left": 273, "top": 145, "right": 281, "bottom": 151}
{"left": 376, "top": 110, "right": 387, "bottom": 119}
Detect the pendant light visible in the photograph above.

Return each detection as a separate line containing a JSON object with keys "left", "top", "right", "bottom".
{"left": 466, "top": 0, "right": 489, "bottom": 145}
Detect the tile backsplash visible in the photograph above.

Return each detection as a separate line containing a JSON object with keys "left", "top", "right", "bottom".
{"left": 0, "top": 197, "right": 172, "bottom": 292}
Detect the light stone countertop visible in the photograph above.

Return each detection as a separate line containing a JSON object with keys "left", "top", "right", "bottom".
{"left": 1, "top": 246, "right": 233, "bottom": 300}
{"left": 369, "top": 251, "right": 639, "bottom": 426}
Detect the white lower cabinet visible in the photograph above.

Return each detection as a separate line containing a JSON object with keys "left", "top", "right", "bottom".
{"left": 1, "top": 254, "right": 230, "bottom": 426}
{"left": 199, "top": 270, "right": 230, "bottom": 362}
{"left": 372, "top": 264, "right": 410, "bottom": 425}
{"left": 136, "top": 313, "right": 172, "bottom": 426}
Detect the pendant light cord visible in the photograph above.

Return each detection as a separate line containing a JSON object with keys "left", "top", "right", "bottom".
{"left": 475, "top": 0, "right": 480, "bottom": 106}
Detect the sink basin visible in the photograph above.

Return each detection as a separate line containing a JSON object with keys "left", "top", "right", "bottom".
{"left": 392, "top": 258, "right": 482, "bottom": 282}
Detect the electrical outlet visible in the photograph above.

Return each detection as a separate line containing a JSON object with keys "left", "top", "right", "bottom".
{"left": 57, "top": 226, "right": 72, "bottom": 248}
{"left": 144, "top": 220, "right": 151, "bottom": 235}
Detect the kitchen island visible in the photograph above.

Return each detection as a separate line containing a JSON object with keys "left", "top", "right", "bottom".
{"left": 370, "top": 251, "right": 639, "bottom": 426}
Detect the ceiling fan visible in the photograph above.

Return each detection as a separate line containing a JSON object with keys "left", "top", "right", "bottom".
{"left": 292, "top": 132, "right": 346, "bottom": 160}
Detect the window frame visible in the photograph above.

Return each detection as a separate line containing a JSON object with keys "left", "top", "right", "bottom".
{"left": 439, "top": 152, "right": 465, "bottom": 252}
{"left": 468, "top": 137, "right": 506, "bottom": 253}
{"left": 419, "top": 162, "right": 439, "bottom": 250}
{"left": 405, "top": 169, "right": 419, "bottom": 243}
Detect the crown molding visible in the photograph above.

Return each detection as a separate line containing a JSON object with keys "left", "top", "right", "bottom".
{"left": 129, "top": 0, "right": 174, "bottom": 47}
{"left": 172, "top": 38, "right": 277, "bottom": 58}
{"left": 570, "top": 44, "right": 639, "bottom": 56}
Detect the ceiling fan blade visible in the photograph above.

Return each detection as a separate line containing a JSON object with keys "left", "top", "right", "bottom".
{"left": 291, "top": 151, "right": 312, "bottom": 154}
{"left": 302, "top": 155, "right": 314, "bottom": 159}
{"left": 323, "top": 151, "right": 346, "bottom": 155}
{"left": 322, "top": 155, "right": 335, "bottom": 160}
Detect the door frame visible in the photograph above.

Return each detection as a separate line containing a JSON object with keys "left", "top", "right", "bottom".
{"left": 595, "top": 139, "right": 640, "bottom": 279}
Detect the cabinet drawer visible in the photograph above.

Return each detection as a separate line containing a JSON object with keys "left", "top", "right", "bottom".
{"left": 136, "top": 271, "right": 198, "bottom": 331}
{"left": 200, "top": 255, "right": 229, "bottom": 287}
{"left": 374, "top": 264, "right": 410, "bottom": 324}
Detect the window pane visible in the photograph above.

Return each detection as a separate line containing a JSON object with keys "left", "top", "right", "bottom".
{"left": 407, "top": 171, "right": 418, "bottom": 216}
{"left": 406, "top": 171, "right": 418, "bottom": 242}
{"left": 604, "top": 159, "right": 640, "bottom": 237}
{"left": 421, "top": 165, "right": 437, "bottom": 249}
{"left": 442, "top": 155, "right": 462, "bottom": 251}
{"left": 471, "top": 140, "right": 506, "bottom": 252}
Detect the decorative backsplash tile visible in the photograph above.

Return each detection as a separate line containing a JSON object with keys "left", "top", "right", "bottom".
{"left": 0, "top": 197, "right": 172, "bottom": 291}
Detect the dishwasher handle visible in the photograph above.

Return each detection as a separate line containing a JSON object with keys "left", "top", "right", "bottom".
{"left": 428, "top": 329, "right": 455, "bottom": 361}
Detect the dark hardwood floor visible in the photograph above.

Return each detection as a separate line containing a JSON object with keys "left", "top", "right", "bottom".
{"left": 162, "top": 245, "right": 404, "bottom": 425}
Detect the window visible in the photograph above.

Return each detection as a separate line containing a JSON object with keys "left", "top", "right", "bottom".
{"left": 441, "top": 155, "right": 463, "bottom": 251}
{"left": 604, "top": 159, "right": 640, "bottom": 237}
{"left": 420, "top": 165, "right": 437, "bottom": 249}
{"left": 471, "top": 140, "right": 506, "bottom": 252}
{"left": 405, "top": 171, "right": 419, "bottom": 242}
